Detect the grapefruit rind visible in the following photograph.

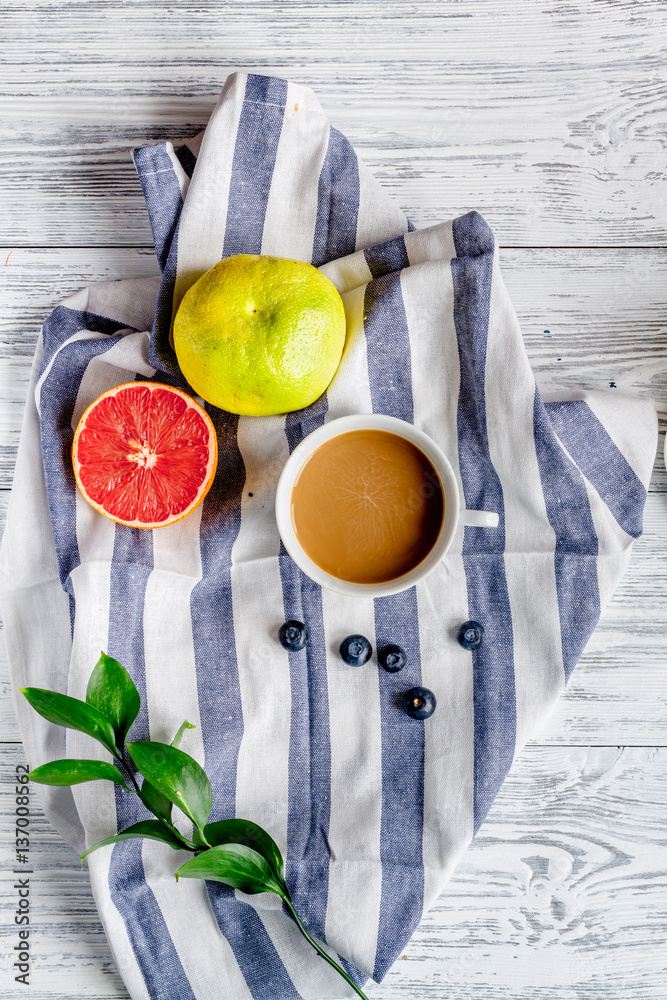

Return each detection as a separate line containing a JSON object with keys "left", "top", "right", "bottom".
{"left": 72, "top": 382, "right": 218, "bottom": 529}
{"left": 173, "top": 254, "right": 347, "bottom": 416}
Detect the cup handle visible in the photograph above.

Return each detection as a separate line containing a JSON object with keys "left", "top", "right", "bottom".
{"left": 458, "top": 509, "right": 499, "bottom": 529}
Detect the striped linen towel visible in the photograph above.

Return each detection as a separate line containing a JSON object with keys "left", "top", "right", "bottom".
{"left": 1, "top": 72, "right": 658, "bottom": 1000}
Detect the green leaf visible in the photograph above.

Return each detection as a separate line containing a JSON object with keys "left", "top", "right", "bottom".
{"left": 81, "top": 820, "right": 188, "bottom": 861}
{"left": 194, "top": 819, "right": 285, "bottom": 880}
{"left": 127, "top": 741, "right": 212, "bottom": 833}
{"left": 86, "top": 652, "right": 140, "bottom": 749}
{"left": 141, "top": 777, "right": 173, "bottom": 823}
{"left": 29, "top": 759, "right": 130, "bottom": 790}
{"left": 20, "top": 688, "right": 117, "bottom": 758}
{"left": 171, "top": 720, "right": 196, "bottom": 749}
{"left": 175, "top": 843, "right": 287, "bottom": 897}
{"left": 138, "top": 723, "right": 196, "bottom": 822}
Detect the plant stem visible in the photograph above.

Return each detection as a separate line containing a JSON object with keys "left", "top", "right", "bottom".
{"left": 282, "top": 896, "right": 369, "bottom": 1000}
{"left": 119, "top": 748, "right": 197, "bottom": 851}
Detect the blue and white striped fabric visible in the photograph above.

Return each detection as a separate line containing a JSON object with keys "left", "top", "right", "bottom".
{"left": 1, "top": 72, "right": 658, "bottom": 1000}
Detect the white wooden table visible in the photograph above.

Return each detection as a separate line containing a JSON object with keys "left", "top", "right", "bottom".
{"left": 1, "top": 3, "right": 666, "bottom": 997}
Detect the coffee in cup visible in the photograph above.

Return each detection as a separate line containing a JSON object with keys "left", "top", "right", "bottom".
{"left": 275, "top": 414, "right": 499, "bottom": 599}
{"left": 290, "top": 429, "right": 444, "bottom": 585}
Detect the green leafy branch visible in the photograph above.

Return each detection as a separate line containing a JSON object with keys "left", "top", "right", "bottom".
{"left": 20, "top": 653, "right": 369, "bottom": 1000}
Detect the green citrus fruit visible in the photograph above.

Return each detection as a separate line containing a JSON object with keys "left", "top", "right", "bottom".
{"left": 173, "top": 255, "right": 346, "bottom": 416}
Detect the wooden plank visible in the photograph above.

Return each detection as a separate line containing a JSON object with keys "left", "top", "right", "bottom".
{"left": 1, "top": 247, "right": 665, "bottom": 488}
{"left": 0, "top": 248, "right": 160, "bottom": 486}
{"left": 2, "top": 2, "right": 665, "bottom": 997}
{"left": 1, "top": 246, "right": 665, "bottom": 746}
{"left": 1, "top": 488, "right": 665, "bottom": 748}
{"left": 2, "top": 1, "right": 667, "bottom": 246}
{"left": 502, "top": 250, "right": 667, "bottom": 408}
{"left": 382, "top": 745, "right": 667, "bottom": 999}
{"left": 1, "top": 742, "right": 664, "bottom": 998}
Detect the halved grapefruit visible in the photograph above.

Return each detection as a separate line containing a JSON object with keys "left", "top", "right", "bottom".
{"left": 72, "top": 382, "right": 218, "bottom": 529}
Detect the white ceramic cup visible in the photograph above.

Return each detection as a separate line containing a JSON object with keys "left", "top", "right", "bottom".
{"left": 275, "top": 413, "right": 499, "bottom": 599}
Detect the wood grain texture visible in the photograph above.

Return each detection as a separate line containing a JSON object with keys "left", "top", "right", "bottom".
{"left": 1, "top": 744, "right": 665, "bottom": 999}
{"left": 1, "top": 0, "right": 667, "bottom": 246}
{"left": 1, "top": 246, "right": 665, "bottom": 487}
{"left": 383, "top": 745, "right": 667, "bottom": 1000}
{"left": 2, "top": 1, "right": 666, "bottom": 996}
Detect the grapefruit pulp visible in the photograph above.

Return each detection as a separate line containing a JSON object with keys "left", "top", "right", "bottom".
{"left": 72, "top": 382, "right": 217, "bottom": 528}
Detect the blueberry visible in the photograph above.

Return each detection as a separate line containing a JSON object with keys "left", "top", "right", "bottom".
{"left": 402, "top": 686, "right": 437, "bottom": 720}
{"left": 339, "top": 634, "right": 372, "bottom": 666}
{"left": 378, "top": 644, "right": 407, "bottom": 673}
{"left": 457, "top": 620, "right": 484, "bottom": 650}
{"left": 278, "top": 620, "right": 309, "bottom": 652}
